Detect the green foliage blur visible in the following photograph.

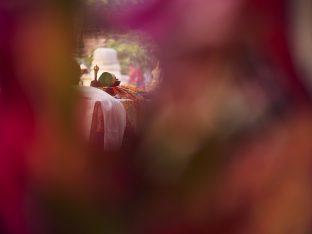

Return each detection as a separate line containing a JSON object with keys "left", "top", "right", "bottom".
{"left": 105, "top": 34, "right": 155, "bottom": 74}
{"left": 82, "top": 33, "right": 156, "bottom": 74}
{"left": 76, "top": 0, "right": 155, "bottom": 73}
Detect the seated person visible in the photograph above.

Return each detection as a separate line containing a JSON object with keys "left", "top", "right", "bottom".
{"left": 73, "top": 62, "right": 126, "bottom": 151}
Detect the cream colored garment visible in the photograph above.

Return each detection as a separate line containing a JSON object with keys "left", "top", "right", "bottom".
{"left": 290, "top": 0, "right": 312, "bottom": 87}
{"left": 77, "top": 86, "right": 126, "bottom": 151}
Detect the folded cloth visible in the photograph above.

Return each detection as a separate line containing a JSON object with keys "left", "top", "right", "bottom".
{"left": 77, "top": 86, "right": 126, "bottom": 151}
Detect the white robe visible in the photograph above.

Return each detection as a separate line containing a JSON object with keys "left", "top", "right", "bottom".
{"left": 77, "top": 86, "right": 126, "bottom": 151}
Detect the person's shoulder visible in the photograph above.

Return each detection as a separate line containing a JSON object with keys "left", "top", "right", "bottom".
{"left": 77, "top": 86, "right": 115, "bottom": 100}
